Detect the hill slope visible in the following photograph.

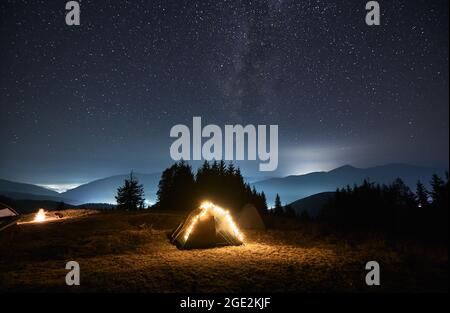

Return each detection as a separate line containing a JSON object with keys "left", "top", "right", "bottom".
{"left": 61, "top": 172, "right": 161, "bottom": 205}
{"left": 0, "top": 179, "right": 61, "bottom": 198}
{"left": 252, "top": 163, "right": 445, "bottom": 205}
{"left": 286, "top": 192, "right": 335, "bottom": 217}
{"left": 0, "top": 191, "right": 74, "bottom": 203}
{"left": 1, "top": 164, "right": 445, "bottom": 208}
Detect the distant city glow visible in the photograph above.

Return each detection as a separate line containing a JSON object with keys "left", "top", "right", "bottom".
{"left": 291, "top": 163, "right": 336, "bottom": 175}
{"left": 37, "top": 183, "right": 83, "bottom": 193}
{"left": 282, "top": 145, "right": 369, "bottom": 175}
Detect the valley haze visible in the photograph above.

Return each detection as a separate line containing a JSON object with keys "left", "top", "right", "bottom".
{"left": 0, "top": 163, "right": 445, "bottom": 209}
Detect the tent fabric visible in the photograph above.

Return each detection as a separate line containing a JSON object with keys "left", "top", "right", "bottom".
{"left": 0, "top": 208, "right": 18, "bottom": 218}
{"left": 237, "top": 204, "right": 266, "bottom": 230}
{"left": 170, "top": 202, "right": 244, "bottom": 249}
{"left": 0, "top": 203, "right": 20, "bottom": 232}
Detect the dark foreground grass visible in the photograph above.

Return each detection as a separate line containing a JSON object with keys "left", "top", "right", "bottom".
{"left": 0, "top": 210, "right": 447, "bottom": 292}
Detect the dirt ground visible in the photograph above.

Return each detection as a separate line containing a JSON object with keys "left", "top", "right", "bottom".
{"left": 0, "top": 210, "right": 448, "bottom": 292}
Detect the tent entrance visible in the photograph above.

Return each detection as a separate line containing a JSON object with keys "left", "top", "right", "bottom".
{"left": 183, "top": 215, "right": 217, "bottom": 248}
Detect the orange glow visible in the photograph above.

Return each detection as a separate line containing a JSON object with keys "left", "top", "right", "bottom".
{"left": 34, "top": 208, "right": 46, "bottom": 222}
{"left": 184, "top": 201, "right": 244, "bottom": 242}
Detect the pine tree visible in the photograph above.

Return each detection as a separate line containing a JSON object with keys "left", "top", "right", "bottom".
{"left": 430, "top": 174, "right": 445, "bottom": 204}
{"left": 155, "top": 161, "right": 268, "bottom": 213}
{"left": 156, "top": 166, "right": 175, "bottom": 209}
{"left": 273, "top": 193, "right": 283, "bottom": 215}
{"left": 156, "top": 161, "right": 195, "bottom": 210}
{"left": 415, "top": 180, "right": 428, "bottom": 208}
{"left": 115, "top": 172, "right": 145, "bottom": 210}
{"left": 259, "top": 191, "right": 268, "bottom": 214}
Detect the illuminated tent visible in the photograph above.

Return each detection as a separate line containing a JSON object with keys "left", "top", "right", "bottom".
{"left": 238, "top": 204, "right": 266, "bottom": 230}
{"left": 170, "top": 201, "right": 244, "bottom": 249}
{"left": 0, "top": 203, "right": 20, "bottom": 232}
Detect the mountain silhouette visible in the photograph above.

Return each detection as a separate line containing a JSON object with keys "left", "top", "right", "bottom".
{"left": 0, "top": 163, "right": 446, "bottom": 207}
{"left": 0, "top": 178, "right": 61, "bottom": 198}
{"left": 284, "top": 192, "right": 335, "bottom": 217}
{"left": 252, "top": 163, "right": 446, "bottom": 206}
{"left": 60, "top": 172, "right": 161, "bottom": 205}
{"left": 0, "top": 191, "right": 74, "bottom": 203}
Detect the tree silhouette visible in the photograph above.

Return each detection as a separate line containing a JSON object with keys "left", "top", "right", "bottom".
{"left": 273, "top": 193, "right": 283, "bottom": 215}
{"left": 318, "top": 174, "right": 449, "bottom": 243}
{"left": 115, "top": 172, "right": 145, "bottom": 210}
{"left": 155, "top": 161, "right": 267, "bottom": 213}
{"left": 156, "top": 161, "right": 196, "bottom": 210}
{"left": 428, "top": 173, "right": 449, "bottom": 240}
{"left": 415, "top": 180, "right": 429, "bottom": 208}
{"left": 430, "top": 174, "right": 445, "bottom": 203}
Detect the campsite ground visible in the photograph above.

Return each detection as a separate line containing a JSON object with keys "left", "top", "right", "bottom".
{"left": 0, "top": 210, "right": 448, "bottom": 292}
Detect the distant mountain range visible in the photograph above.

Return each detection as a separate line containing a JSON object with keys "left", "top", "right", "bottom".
{"left": 0, "top": 179, "right": 61, "bottom": 198}
{"left": 0, "top": 173, "right": 161, "bottom": 206}
{"left": 252, "top": 163, "right": 446, "bottom": 206}
{"left": 59, "top": 173, "right": 161, "bottom": 205}
{"left": 0, "top": 191, "right": 73, "bottom": 203}
{"left": 0, "top": 163, "right": 446, "bottom": 208}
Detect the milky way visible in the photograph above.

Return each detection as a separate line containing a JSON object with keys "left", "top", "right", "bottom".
{"left": 0, "top": 0, "right": 448, "bottom": 184}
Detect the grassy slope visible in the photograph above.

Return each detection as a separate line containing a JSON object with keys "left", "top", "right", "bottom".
{"left": 0, "top": 211, "right": 447, "bottom": 292}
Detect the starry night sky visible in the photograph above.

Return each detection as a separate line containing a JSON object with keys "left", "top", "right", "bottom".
{"left": 0, "top": 0, "right": 448, "bottom": 188}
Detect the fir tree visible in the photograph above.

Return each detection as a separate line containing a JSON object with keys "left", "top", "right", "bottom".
{"left": 115, "top": 172, "right": 145, "bottom": 210}
{"left": 415, "top": 180, "right": 428, "bottom": 207}
{"left": 430, "top": 174, "right": 445, "bottom": 204}
{"left": 156, "top": 161, "right": 195, "bottom": 210}
{"left": 155, "top": 161, "right": 267, "bottom": 213}
{"left": 273, "top": 193, "right": 283, "bottom": 215}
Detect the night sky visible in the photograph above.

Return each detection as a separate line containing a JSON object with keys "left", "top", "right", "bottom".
{"left": 0, "top": 0, "right": 448, "bottom": 189}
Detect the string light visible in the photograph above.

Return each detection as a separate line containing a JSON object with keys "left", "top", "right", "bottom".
{"left": 183, "top": 201, "right": 244, "bottom": 242}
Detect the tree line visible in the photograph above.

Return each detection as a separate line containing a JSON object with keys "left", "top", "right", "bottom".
{"left": 114, "top": 165, "right": 448, "bottom": 243}
{"left": 114, "top": 161, "right": 268, "bottom": 213}
{"left": 154, "top": 160, "right": 268, "bottom": 214}
{"left": 317, "top": 173, "right": 449, "bottom": 241}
